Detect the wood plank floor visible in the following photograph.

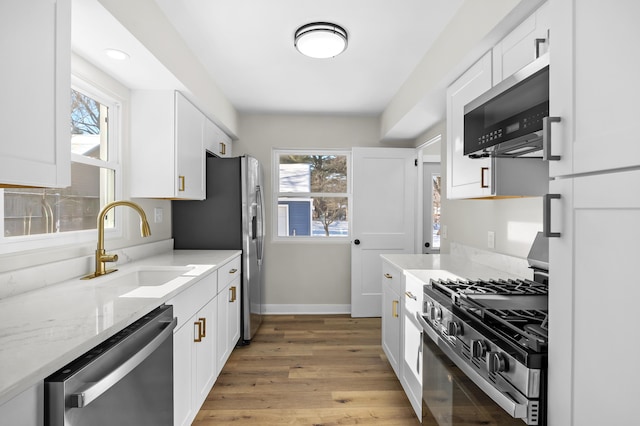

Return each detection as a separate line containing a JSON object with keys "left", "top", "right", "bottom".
{"left": 193, "top": 315, "right": 422, "bottom": 425}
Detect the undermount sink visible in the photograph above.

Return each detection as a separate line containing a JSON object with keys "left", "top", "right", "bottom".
{"left": 94, "top": 266, "right": 197, "bottom": 299}
{"left": 114, "top": 266, "right": 194, "bottom": 287}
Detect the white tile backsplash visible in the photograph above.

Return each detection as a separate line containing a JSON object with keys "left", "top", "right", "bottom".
{"left": 449, "top": 242, "right": 532, "bottom": 279}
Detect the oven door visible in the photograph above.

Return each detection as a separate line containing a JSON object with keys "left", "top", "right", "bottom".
{"left": 419, "top": 315, "right": 527, "bottom": 426}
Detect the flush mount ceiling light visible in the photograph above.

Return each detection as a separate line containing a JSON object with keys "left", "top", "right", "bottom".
{"left": 294, "top": 22, "right": 348, "bottom": 59}
{"left": 104, "top": 48, "right": 130, "bottom": 61}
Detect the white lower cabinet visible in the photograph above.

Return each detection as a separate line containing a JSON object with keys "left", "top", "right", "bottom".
{"left": 171, "top": 254, "right": 242, "bottom": 425}
{"left": 401, "top": 273, "right": 424, "bottom": 419}
{"left": 168, "top": 271, "right": 218, "bottom": 426}
{"left": 216, "top": 275, "right": 241, "bottom": 373}
{"left": 0, "top": 383, "right": 43, "bottom": 426}
{"left": 381, "top": 260, "right": 402, "bottom": 376}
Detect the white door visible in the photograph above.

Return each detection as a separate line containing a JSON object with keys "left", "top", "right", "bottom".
{"left": 351, "top": 147, "right": 416, "bottom": 317}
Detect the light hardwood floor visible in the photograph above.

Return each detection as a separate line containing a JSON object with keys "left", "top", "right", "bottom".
{"left": 193, "top": 315, "right": 422, "bottom": 425}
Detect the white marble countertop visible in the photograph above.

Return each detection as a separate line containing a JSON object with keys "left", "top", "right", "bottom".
{"left": 0, "top": 249, "right": 240, "bottom": 405}
{"left": 380, "top": 253, "right": 527, "bottom": 283}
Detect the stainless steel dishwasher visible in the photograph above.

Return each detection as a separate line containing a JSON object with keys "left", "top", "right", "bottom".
{"left": 45, "top": 305, "right": 176, "bottom": 426}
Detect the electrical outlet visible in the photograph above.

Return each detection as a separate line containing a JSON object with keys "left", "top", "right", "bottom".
{"left": 487, "top": 231, "right": 495, "bottom": 249}
{"left": 154, "top": 207, "right": 163, "bottom": 224}
{"left": 441, "top": 225, "right": 448, "bottom": 239}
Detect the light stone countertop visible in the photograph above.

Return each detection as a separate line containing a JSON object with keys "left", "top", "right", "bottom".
{"left": 380, "top": 253, "right": 527, "bottom": 283}
{"left": 0, "top": 249, "right": 241, "bottom": 405}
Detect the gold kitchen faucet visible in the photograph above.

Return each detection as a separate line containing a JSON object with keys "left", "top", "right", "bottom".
{"left": 82, "top": 201, "right": 151, "bottom": 279}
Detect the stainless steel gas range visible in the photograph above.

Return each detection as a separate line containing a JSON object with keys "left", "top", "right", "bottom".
{"left": 418, "top": 235, "right": 549, "bottom": 425}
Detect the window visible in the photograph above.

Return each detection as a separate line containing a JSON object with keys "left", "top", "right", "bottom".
{"left": 274, "top": 150, "right": 350, "bottom": 239}
{"left": 1, "top": 77, "right": 120, "bottom": 247}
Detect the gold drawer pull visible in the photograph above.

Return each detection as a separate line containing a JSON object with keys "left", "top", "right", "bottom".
{"left": 194, "top": 320, "right": 203, "bottom": 342}
{"left": 392, "top": 300, "right": 399, "bottom": 318}
{"left": 384, "top": 273, "right": 393, "bottom": 279}
{"left": 220, "top": 142, "right": 226, "bottom": 155}
{"left": 230, "top": 286, "right": 237, "bottom": 302}
{"left": 405, "top": 291, "right": 417, "bottom": 301}
{"left": 199, "top": 317, "right": 207, "bottom": 338}
{"left": 178, "top": 175, "right": 185, "bottom": 192}
{"left": 229, "top": 268, "right": 238, "bottom": 274}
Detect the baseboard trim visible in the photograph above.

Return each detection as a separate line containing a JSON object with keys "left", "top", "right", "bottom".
{"left": 262, "top": 304, "right": 351, "bottom": 315}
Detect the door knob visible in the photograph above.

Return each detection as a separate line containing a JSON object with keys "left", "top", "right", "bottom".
{"left": 354, "top": 239, "right": 360, "bottom": 245}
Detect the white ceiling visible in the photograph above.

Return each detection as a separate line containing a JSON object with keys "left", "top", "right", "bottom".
{"left": 151, "top": 0, "right": 465, "bottom": 116}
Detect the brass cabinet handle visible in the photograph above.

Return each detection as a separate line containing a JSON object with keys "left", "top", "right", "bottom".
{"left": 229, "top": 268, "right": 238, "bottom": 274}
{"left": 480, "top": 167, "right": 489, "bottom": 188}
{"left": 194, "top": 320, "right": 203, "bottom": 342}
{"left": 384, "top": 273, "right": 393, "bottom": 279}
{"left": 392, "top": 300, "right": 399, "bottom": 318}
{"left": 405, "top": 291, "right": 417, "bottom": 301}
{"left": 220, "top": 142, "right": 226, "bottom": 155}
{"left": 178, "top": 175, "right": 185, "bottom": 192}
{"left": 230, "top": 286, "right": 237, "bottom": 302}
{"left": 199, "top": 317, "right": 207, "bottom": 338}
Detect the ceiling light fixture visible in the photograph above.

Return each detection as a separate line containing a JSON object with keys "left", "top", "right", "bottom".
{"left": 104, "top": 48, "right": 130, "bottom": 61}
{"left": 294, "top": 22, "right": 348, "bottom": 59}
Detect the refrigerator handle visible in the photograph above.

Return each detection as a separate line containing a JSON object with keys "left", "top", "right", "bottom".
{"left": 256, "top": 185, "right": 264, "bottom": 265}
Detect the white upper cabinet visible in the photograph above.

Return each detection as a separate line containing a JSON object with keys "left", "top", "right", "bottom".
{"left": 0, "top": 0, "right": 71, "bottom": 188}
{"left": 130, "top": 90, "right": 205, "bottom": 200}
{"left": 492, "top": 2, "right": 550, "bottom": 84}
{"left": 549, "top": 0, "right": 640, "bottom": 177}
{"left": 446, "top": 5, "right": 551, "bottom": 200}
{"left": 204, "top": 118, "right": 232, "bottom": 158}
{"left": 446, "top": 52, "right": 493, "bottom": 199}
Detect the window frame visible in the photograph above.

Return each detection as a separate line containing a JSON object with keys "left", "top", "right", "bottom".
{"left": 272, "top": 148, "right": 351, "bottom": 243}
{"left": 0, "top": 74, "right": 123, "bottom": 254}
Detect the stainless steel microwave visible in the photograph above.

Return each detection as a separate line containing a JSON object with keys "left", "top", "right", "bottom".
{"left": 464, "top": 54, "right": 549, "bottom": 158}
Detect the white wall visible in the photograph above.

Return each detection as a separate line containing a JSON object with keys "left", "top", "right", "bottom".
{"left": 234, "top": 114, "right": 410, "bottom": 311}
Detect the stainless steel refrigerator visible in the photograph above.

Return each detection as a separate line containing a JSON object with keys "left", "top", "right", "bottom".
{"left": 172, "top": 155, "right": 264, "bottom": 343}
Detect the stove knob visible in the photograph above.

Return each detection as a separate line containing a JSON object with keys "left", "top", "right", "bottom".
{"left": 471, "top": 340, "right": 487, "bottom": 358}
{"left": 425, "top": 300, "right": 433, "bottom": 316}
{"left": 434, "top": 306, "right": 442, "bottom": 321}
{"left": 446, "top": 321, "right": 462, "bottom": 337}
{"left": 487, "top": 352, "right": 508, "bottom": 373}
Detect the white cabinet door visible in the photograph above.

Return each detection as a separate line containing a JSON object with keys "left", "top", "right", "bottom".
{"left": 381, "top": 260, "right": 402, "bottom": 377}
{"left": 168, "top": 272, "right": 217, "bottom": 426}
{"left": 549, "top": 169, "right": 640, "bottom": 426}
{"left": 204, "top": 118, "right": 232, "bottom": 158}
{"left": 446, "top": 52, "right": 492, "bottom": 199}
{"left": 193, "top": 298, "right": 217, "bottom": 410}
{"left": 351, "top": 148, "right": 416, "bottom": 317}
{"left": 549, "top": 0, "right": 640, "bottom": 177}
{"left": 175, "top": 93, "right": 205, "bottom": 199}
{"left": 492, "top": 2, "right": 549, "bottom": 84}
{"left": 0, "top": 0, "right": 70, "bottom": 188}
{"left": 173, "top": 319, "right": 195, "bottom": 426}
{"left": 216, "top": 277, "right": 240, "bottom": 373}
{"left": 130, "top": 91, "right": 205, "bottom": 199}
{"left": 401, "top": 273, "right": 424, "bottom": 419}
{"left": 0, "top": 383, "right": 43, "bottom": 426}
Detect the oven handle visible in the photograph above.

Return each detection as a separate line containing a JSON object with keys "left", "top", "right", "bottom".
{"left": 70, "top": 317, "right": 177, "bottom": 408}
{"left": 416, "top": 313, "right": 530, "bottom": 421}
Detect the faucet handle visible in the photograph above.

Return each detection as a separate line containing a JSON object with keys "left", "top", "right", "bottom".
{"left": 99, "top": 253, "right": 118, "bottom": 263}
